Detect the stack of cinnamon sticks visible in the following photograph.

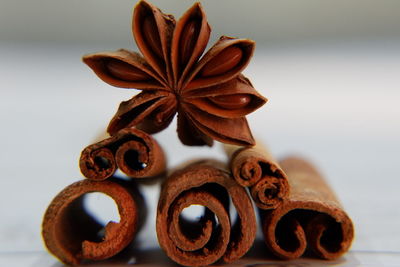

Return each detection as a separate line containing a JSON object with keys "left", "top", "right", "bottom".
{"left": 42, "top": 1, "right": 354, "bottom": 266}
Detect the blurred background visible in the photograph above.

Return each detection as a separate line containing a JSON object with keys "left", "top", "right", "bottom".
{"left": 1, "top": 0, "right": 399, "bottom": 265}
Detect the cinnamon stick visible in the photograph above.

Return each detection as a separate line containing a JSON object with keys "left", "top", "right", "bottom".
{"left": 156, "top": 160, "right": 256, "bottom": 266}
{"left": 260, "top": 156, "right": 354, "bottom": 260}
{"left": 225, "top": 143, "right": 289, "bottom": 209}
{"left": 79, "top": 128, "right": 166, "bottom": 180}
{"left": 42, "top": 178, "right": 144, "bottom": 265}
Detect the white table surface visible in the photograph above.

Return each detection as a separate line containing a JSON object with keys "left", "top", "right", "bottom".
{"left": 0, "top": 40, "right": 399, "bottom": 266}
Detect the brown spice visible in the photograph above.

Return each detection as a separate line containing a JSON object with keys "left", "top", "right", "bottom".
{"left": 42, "top": 178, "right": 144, "bottom": 265}
{"left": 156, "top": 160, "right": 256, "bottom": 266}
{"left": 260, "top": 157, "right": 354, "bottom": 260}
{"left": 83, "top": 0, "right": 267, "bottom": 146}
{"left": 79, "top": 127, "right": 165, "bottom": 180}
{"left": 225, "top": 143, "right": 289, "bottom": 209}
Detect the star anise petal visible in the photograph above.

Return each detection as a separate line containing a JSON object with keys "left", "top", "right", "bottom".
{"left": 182, "top": 103, "right": 255, "bottom": 146}
{"left": 135, "top": 94, "right": 177, "bottom": 133}
{"left": 182, "top": 36, "right": 255, "bottom": 91}
{"left": 177, "top": 111, "right": 212, "bottom": 146}
{"left": 183, "top": 74, "right": 267, "bottom": 118}
{"left": 171, "top": 2, "right": 210, "bottom": 90}
{"left": 107, "top": 90, "right": 172, "bottom": 135}
{"left": 133, "top": 0, "right": 176, "bottom": 84}
{"left": 83, "top": 49, "right": 167, "bottom": 90}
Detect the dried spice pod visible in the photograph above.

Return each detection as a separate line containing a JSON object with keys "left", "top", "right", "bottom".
{"left": 224, "top": 142, "right": 289, "bottom": 209}
{"left": 260, "top": 157, "right": 354, "bottom": 260}
{"left": 79, "top": 128, "right": 166, "bottom": 180}
{"left": 83, "top": 0, "right": 267, "bottom": 147}
{"left": 156, "top": 160, "right": 256, "bottom": 266}
{"left": 42, "top": 178, "right": 145, "bottom": 265}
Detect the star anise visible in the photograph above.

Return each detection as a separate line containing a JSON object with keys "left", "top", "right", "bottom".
{"left": 83, "top": 0, "right": 267, "bottom": 146}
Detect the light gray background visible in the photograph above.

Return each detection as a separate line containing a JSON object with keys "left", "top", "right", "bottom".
{"left": 1, "top": 0, "right": 400, "bottom": 266}
{"left": 2, "top": 0, "right": 400, "bottom": 45}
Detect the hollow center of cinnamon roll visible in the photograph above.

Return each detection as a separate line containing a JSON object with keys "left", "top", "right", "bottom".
{"left": 319, "top": 215, "right": 343, "bottom": 253}
{"left": 179, "top": 205, "right": 216, "bottom": 240}
{"left": 180, "top": 204, "right": 206, "bottom": 222}
{"left": 94, "top": 156, "right": 112, "bottom": 171}
{"left": 264, "top": 185, "right": 278, "bottom": 200}
{"left": 275, "top": 212, "right": 302, "bottom": 252}
{"left": 55, "top": 193, "right": 120, "bottom": 253}
{"left": 173, "top": 183, "right": 229, "bottom": 247}
{"left": 124, "top": 149, "right": 147, "bottom": 170}
{"left": 275, "top": 209, "right": 343, "bottom": 254}
{"left": 84, "top": 193, "right": 121, "bottom": 226}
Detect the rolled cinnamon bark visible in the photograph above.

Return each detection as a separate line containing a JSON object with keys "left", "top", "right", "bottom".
{"left": 79, "top": 128, "right": 166, "bottom": 180}
{"left": 260, "top": 157, "right": 354, "bottom": 260}
{"left": 42, "top": 178, "right": 144, "bottom": 265}
{"left": 156, "top": 160, "right": 256, "bottom": 266}
{"left": 225, "top": 143, "right": 289, "bottom": 209}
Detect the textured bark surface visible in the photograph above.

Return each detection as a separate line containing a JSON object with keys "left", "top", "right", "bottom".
{"left": 260, "top": 157, "right": 354, "bottom": 260}
{"left": 225, "top": 143, "right": 289, "bottom": 209}
{"left": 79, "top": 128, "right": 166, "bottom": 180}
{"left": 42, "top": 178, "right": 144, "bottom": 265}
{"left": 156, "top": 160, "right": 256, "bottom": 266}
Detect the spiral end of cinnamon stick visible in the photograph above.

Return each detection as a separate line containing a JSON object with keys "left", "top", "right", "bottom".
{"left": 79, "top": 128, "right": 166, "bottom": 180}
{"left": 261, "top": 156, "right": 354, "bottom": 260}
{"left": 250, "top": 173, "right": 290, "bottom": 209}
{"left": 80, "top": 147, "right": 117, "bottom": 181}
{"left": 42, "top": 179, "right": 141, "bottom": 265}
{"left": 227, "top": 144, "right": 290, "bottom": 209}
{"left": 156, "top": 161, "right": 256, "bottom": 266}
{"left": 232, "top": 156, "right": 263, "bottom": 187}
{"left": 306, "top": 212, "right": 354, "bottom": 260}
{"left": 262, "top": 204, "right": 354, "bottom": 260}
